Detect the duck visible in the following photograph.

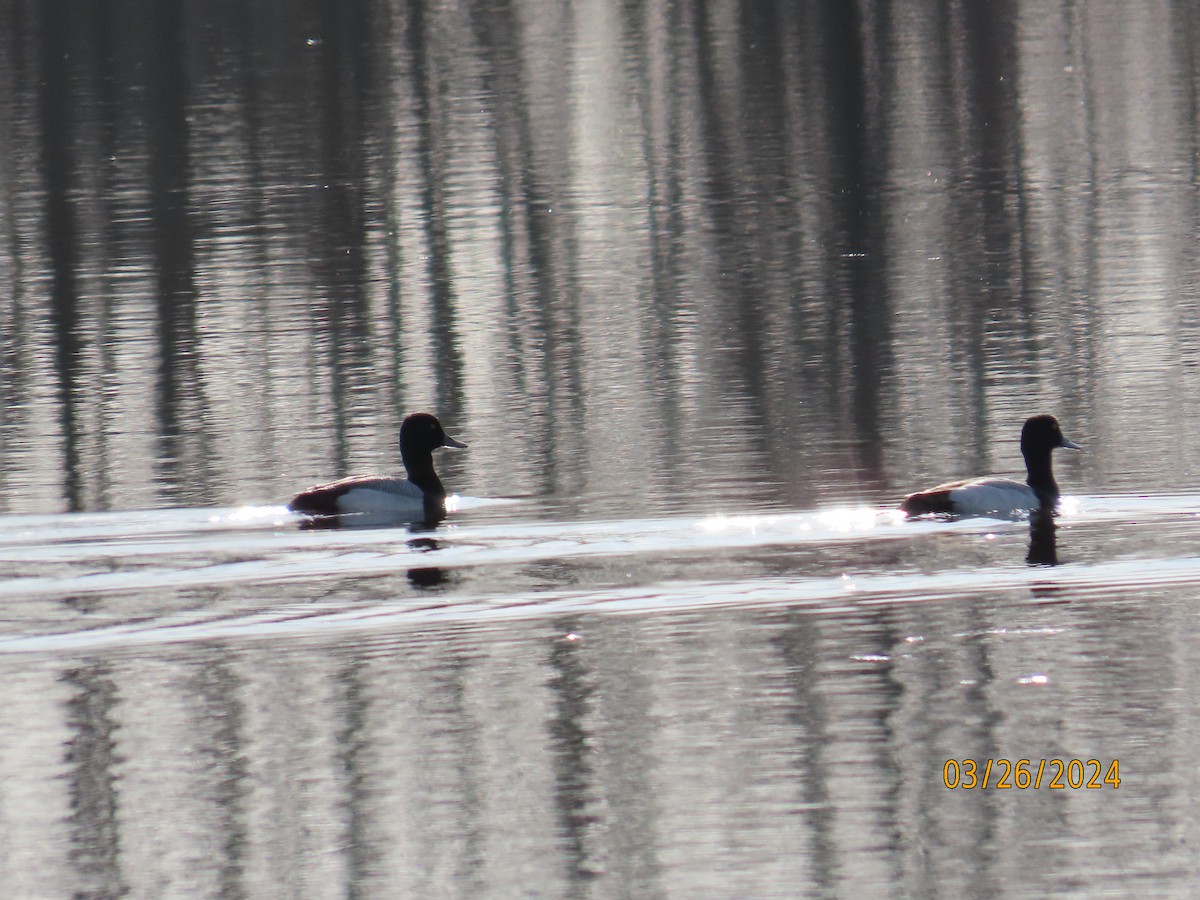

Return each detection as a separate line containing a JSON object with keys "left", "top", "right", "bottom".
{"left": 289, "top": 413, "right": 467, "bottom": 522}
{"left": 900, "top": 414, "right": 1080, "bottom": 518}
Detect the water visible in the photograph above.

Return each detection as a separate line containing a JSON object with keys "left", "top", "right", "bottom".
{"left": 3, "top": 494, "right": 1200, "bottom": 896}
{"left": 5, "top": 0, "right": 1200, "bottom": 895}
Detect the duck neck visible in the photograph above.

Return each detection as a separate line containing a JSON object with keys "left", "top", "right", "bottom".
{"left": 402, "top": 448, "right": 445, "bottom": 498}
{"left": 1023, "top": 449, "right": 1059, "bottom": 508}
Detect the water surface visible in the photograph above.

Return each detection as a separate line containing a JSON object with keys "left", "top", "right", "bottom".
{"left": 2, "top": 493, "right": 1200, "bottom": 896}
{"left": 3, "top": 0, "right": 1200, "bottom": 896}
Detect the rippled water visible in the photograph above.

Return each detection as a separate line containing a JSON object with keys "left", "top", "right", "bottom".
{"left": 4, "top": 492, "right": 1200, "bottom": 896}
{"left": 5, "top": 492, "right": 1200, "bottom": 645}
{"left": 6, "top": 0, "right": 1200, "bottom": 895}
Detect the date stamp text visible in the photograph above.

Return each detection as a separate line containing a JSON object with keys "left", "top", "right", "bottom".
{"left": 943, "top": 758, "right": 1120, "bottom": 790}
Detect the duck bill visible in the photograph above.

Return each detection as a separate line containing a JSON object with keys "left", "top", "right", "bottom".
{"left": 442, "top": 434, "right": 468, "bottom": 450}
{"left": 1060, "top": 436, "right": 1081, "bottom": 450}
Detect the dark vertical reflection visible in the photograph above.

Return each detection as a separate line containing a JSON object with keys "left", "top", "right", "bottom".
{"left": 406, "top": 0, "right": 464, "bottom": 422}
{"left": 1185, "top": 0, "right": 1200, "bottom": 186}
{"left": 91, "top": 0, "right": 121, "bottom": 511}
{"left": 313, "top": 0, "right": 374, "bottom": 476}
{"left": 820, "top": 0, "right": 892, "bottom": 482}
{"left": 692, "top": 0, "right": 769, "bottom": 423}
{"left": 377, "top": 6, "right": 408, "bottom": 427}
{"left": 950, "top": 0, "right": 1027, "bottom": 468}
{"left": 774, "top": 618, "right": 836, "bottom": 894}
{"left": 192, "top": 658, "right": 250, "bottom": 899}
{"left": 942, "top": 0, "right": 992, "bottom": 474}
{"left": 584, "top": 626, "right": 663, "bottom": 894}
{"left": 36, "top": 0, "right": 84, "bottom": 511}
{"left": 336, "top": 662, "right": 373, "bottom": 899}
{"left": 623, "top": 0, "right": 689, "bottom": 492}
{"left": 1053, "top": 0, "right": 1102, "bottom": 430}
{"left": 973, "top": 0, "right": 1024, "bottom": 323}
{"left": 62, "top": 663, "right": 126, "bottom": 898}
{"left": 439, "top": 653, "right": 486, "bottom": 894}
{"left": 227, "top": 0, "right": 279, "bottom": 472}
{"left": 0, "top": 2, "right": 24, "bottom": 502}
{"left": 1171, "top": 0, "right": 1200, "bottom": 423}
{"left": 956, "top": 615, "right": 1003, "bottom": 899}
{"left": 873, "top": 618, "right": 910, "bottom": 881}
{"left": 547, "top": 627, "right": 600, "bottom": 890}
{"left": 735, "top": 0, "right": 810, "bottom": 466}
{"left": 143, "top": 0, "right": 210, "bottom": 504}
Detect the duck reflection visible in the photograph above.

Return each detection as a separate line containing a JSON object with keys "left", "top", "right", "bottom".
{"left": 297, "top": 521, "right": 449, "bottom": 584}
{"left": 406, "top": 536, "right": 446, "bottom": 588}
{"left": 296, "top": 507, "right": 447, "bottom": 531}
{"left": 1026, "top": 508, "right": 1058, "bottom": 566}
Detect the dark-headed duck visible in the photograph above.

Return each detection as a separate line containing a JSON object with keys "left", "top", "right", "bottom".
{"left": 900, "top": 414, "right": 1079, "bottom": 518}
{"left": 289, "top": 413, "right": 467, "bottom": 522}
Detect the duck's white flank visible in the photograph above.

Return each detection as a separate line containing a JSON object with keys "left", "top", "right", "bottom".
{"left": 333, "top": 479, "right": 428, "bottom": 516}
{"left": 942, "top": 477, "right": 1042, "bottom": 517}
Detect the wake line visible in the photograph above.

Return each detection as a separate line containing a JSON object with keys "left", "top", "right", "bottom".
{"left": 0, "top": 509, "right": 961, "bottom": 599}
{"left": 1, "top": 553, "right": 1198, "bottom": 655}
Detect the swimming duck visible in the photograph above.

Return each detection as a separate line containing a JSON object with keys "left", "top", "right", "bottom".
{"left": 900, "top": 414, "right": 1080, "bottom": 517}
{"left": 289, "top": 413, "right": 467, "bottom": 522}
